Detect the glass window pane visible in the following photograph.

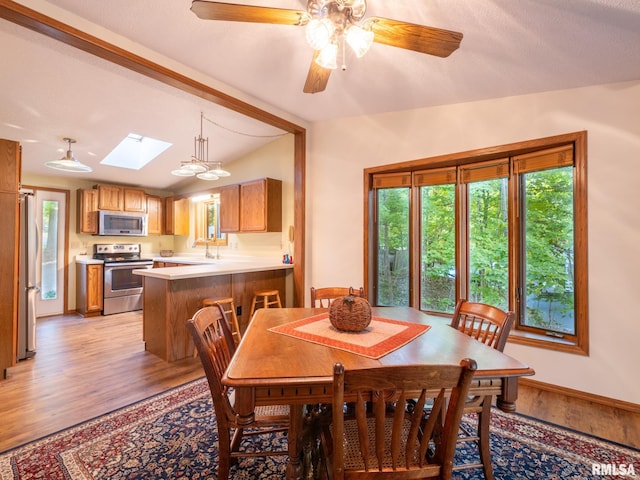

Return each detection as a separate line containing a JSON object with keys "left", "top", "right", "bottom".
{"left": 419, "top": 184, "right": 456, "bottom": 312}
{"left": 468, "top": 178, "right": 509, "bottom": 309}
{"left": 376, "top": 188, "right": 410, "bottom": 306}
{"left": 522, "top": 167, "right": 575, "bottom": 334}
{"left": 41, "top": 200, "right": 59, "bottom": 300}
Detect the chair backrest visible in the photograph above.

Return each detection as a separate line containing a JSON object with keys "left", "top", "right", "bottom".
{"left": 450, "top": 299, "right": 515, "bottom": 352}
{"left": 186, "top": 305, "right": 237, "bottom": 425}
{"left": 330, "top": 359, "right": 477, "bottom": 479}
{"left": 310, "top": 286, "right": 365, "bottom": 308}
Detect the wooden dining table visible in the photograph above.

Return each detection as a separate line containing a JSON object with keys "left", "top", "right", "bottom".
{"left": 222, "top": 306, "right": 535, "bottom": 480}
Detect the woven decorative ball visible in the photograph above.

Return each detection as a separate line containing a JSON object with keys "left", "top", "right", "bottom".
{"left": 329, "top": 295, "right": 372, "bottom": 332}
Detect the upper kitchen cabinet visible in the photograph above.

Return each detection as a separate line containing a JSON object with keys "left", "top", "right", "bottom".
{"left": 219, "top": 184, "right": 240, "bottom": 233}
{"left": 95, "top": 184, "right": 146, "bottom": 212}
{"left": 164, "top": 196, "right": 189, "bottom": 236}
{"left": 77, "top": 188, "right": 98, "bottom": 234}
{"left": 146, "top": 195, "right": 163, "bottom": 235}
{"left": 240, "top": 178, "right": 282, "bottom": 233}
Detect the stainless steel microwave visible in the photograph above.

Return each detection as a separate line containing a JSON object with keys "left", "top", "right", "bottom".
{"left": 98, "top": 210, "right": 148, "bottom": 236}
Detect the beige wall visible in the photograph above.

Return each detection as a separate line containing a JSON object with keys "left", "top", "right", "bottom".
{"left": 305, "top": 79, "right": 640, "bottom": 404}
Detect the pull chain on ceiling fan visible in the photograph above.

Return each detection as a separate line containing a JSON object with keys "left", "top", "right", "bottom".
{"left": 190, "top": 0, "right": 463, "bottom": 94}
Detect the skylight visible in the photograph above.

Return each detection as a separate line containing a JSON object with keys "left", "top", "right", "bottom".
{"left": 101, "top": 133, "right": 172, "bottom": 170}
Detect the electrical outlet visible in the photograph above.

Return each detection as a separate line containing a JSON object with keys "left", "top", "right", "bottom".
{"left": 236, "top": 305, "right": 242, "bottom": 317}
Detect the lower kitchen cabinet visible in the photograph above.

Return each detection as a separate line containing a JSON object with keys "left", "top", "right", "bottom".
{"left": 76, "top": 263, "right": 103, "bottom": 316}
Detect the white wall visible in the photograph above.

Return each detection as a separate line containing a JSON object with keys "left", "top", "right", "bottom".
{"left": 306, "top": 79, "right": 640, "bottom": 404}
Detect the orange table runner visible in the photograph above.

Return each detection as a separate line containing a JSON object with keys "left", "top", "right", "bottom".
{"left": 269, "top": 312, "right": 430, "bottom": 359}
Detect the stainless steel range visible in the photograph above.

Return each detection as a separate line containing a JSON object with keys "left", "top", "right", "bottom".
{"left": 93, "top": 243, "right": 153, "bottom": 315}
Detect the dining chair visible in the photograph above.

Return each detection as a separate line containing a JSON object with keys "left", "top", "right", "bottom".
{"left": 202, "top": 297, "right": 242, "bottom": 346}
{"left": 449, "top": 299, "right": 515, "bottom": 480}
{"left": 186, "top": 305, "right": 289, "bottom": 480}
{"left": 310, "top": 286, "right": 365, "bottom": 308}
{"left": 320, "top": 359, "right": 477, "bottom": 480}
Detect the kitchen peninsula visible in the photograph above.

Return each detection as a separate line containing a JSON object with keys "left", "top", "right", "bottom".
{"left": 134, "top": 257, "right": 293, "bottom": 362}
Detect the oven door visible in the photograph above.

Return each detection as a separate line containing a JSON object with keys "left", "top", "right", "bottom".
{"left": 104, "top": 262, "right": 152, "bottom": 298}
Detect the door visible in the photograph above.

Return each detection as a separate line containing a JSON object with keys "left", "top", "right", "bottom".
{"left": 35, "top": 189, "right": 67, "bottom": 317}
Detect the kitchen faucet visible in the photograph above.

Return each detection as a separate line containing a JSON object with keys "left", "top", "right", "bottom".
{"left": 192, "top": 238, "right": 220, "bottom": 259}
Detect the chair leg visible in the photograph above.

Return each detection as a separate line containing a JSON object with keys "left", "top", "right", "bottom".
{"left": 477, "top": 396, "right": 495, "bottom": 480}
{"left": 218, "top": 426, "right": 232, "bottom": 480}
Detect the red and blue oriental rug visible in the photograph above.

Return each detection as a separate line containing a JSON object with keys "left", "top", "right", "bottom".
{"left": 0, "top": 378, "right": 638, "bottom": 479}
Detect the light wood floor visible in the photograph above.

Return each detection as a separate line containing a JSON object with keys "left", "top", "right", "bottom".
{"left": 1, "top": 311, "right": 637, "bottom": 453}
{"left": 0, "top": 311, "right": 203, "bottom": 452}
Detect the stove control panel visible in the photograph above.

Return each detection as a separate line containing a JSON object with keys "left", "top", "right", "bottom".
{"left": 94, "top": 243, "right": 141, "bottom": 254}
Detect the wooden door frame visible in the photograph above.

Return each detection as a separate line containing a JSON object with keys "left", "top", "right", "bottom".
{"left": 23, "top": 185, "right": 70, "bottom": 315}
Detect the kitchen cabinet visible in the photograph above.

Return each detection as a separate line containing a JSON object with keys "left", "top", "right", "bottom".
{"left": 146, "top": 195, "right": 163, "bottom": 235}
{"left": 0, "top": 139, "right": 20, "bottom": 376}
{"left": 219, "top": 184, "right": 240, "bottom": 233}
{"left": 95, "top": 184, "right": 146, "bottom": 212}
{"left": 240, "top": 178, "right": 282, "bottom": 232}
{"left": 123, "top": 188, "right": 146, "bottom": 212}
{"left": 76, "top": 263, "right": 103, "bottom": 316}
{"left": 77, "top": 188, "right": 98, "bottom": 234}
{"left": 164, "top": 196, "right": 189, "bottom": 236}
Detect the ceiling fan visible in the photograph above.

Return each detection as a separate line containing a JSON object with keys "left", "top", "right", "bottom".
{"left": 191, "top": 0, "right": 463, "bottom": 93}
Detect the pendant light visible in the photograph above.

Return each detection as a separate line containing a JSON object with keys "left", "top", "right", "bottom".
{"left": 45, "top": 138, "right": 93, "bottom": 173}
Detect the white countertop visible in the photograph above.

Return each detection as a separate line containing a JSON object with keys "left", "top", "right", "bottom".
{"left": 75, "top": 255, "right": 104, "bottom": 265}
{"left": 134, "top": 256, "right": 293, "bottom": 280}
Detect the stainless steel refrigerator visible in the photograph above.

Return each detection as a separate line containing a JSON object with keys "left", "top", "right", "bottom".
{"left": 18, "top": 189, "right": 38, "bottom": 360}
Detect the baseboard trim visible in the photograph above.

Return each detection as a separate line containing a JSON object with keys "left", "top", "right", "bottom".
{"left": 519, "top": 378, "right": 640, "bottom": 414}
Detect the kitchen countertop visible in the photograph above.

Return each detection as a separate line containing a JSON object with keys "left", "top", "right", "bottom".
{"left": 134, "top": 256, "right": 293, "bottom": 280}
{"left": 75, "top": 255, "right": 104, "bottom": 265}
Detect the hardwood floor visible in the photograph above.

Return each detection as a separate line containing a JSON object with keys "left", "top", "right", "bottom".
{"left": 0, "top": 311, "right": 203, "bottom": 452}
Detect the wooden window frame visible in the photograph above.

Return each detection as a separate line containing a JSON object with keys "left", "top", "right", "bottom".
{"left": 364, "top": 131, "right": 588, "bottom": 355}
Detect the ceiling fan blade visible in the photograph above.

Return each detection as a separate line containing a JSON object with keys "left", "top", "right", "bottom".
{"left": 191, "top": 1, "right": 308, "bottom": 25}
{"left": 368, "top": 17, "right": 463, "bottom": 57}
{"left": 303, "top": 52, "right": 332, "bottom": 94}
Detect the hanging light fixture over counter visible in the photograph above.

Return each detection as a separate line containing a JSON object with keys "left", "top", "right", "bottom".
{"left": 171, "top": 112, "right": 231, "bottom": 180}
{"left": 45, "top": 137, "right": 93, "bottom": 173}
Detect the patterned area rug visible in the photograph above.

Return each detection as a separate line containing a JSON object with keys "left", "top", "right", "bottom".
{"left": 0, "top": 378, "right": 638, "bottom": 479}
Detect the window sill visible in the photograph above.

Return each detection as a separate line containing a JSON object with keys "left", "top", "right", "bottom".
{"left": 509, "top": 329, "right": 588, "bottom": 356}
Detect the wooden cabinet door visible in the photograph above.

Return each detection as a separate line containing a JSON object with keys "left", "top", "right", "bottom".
{"left": 96, "top": 184, "right": 123, "bottom": 211}
{"left": 77, "top": 189, "right": 98, "bottom": 234}
{"left": 164, "top": 197, "right": 175, "bottom": 234}
{"left": 240, "top": 180, "right": 266, "bottom": 232}
{"left": 86, "top": 264, "right": 103, "bottom": 313}
{"left": 240, "top": 178, "right": 282, "bottom": 232}
{"left": 173, "top": 198, "right": 190, "bottom": 236}
{"left": 220, "top": 184, "right": 240, "bottom": 232}
{"left": 146, "top": 195, "right": 163, "bottom": 235}
{"left": 123, "top": 188, "right": 146, "bottom": 212}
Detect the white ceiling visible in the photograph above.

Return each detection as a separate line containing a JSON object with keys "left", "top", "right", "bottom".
{"left": 2, "top": 0, "right": 640, "bottom": 191}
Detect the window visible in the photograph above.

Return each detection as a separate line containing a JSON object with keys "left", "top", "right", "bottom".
{"left": 193, "top": 193, "right": 228, "bottom": 246}
{"left": 366, "top": 132, "right": 588, "bottom": 354}
{"left": 373, "top": 173, "right": 410, "bottom": 306}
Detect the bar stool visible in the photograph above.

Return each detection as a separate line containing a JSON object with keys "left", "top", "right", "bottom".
{"left": 249, "top": 289, "right": 282, "bottom": 319}
{"left": 202, "top": 297, "right": 242, "bottom": 346}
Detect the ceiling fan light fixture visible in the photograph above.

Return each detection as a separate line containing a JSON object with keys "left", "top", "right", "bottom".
{"left": 316, "top": 42, "right": 338, "bottom": 69}
{"left": 305, "top": 18, "right": 335, "bottom": 50}
{"left": 346, "top": 24, "right": 373, "bottom": 57}
{"left": 45, "top": 137, "right": 93, "bottom": 173}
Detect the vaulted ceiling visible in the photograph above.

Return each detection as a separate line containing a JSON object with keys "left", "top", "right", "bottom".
{"left": 2, "top": 0, "right": 640, "bottom": 190}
